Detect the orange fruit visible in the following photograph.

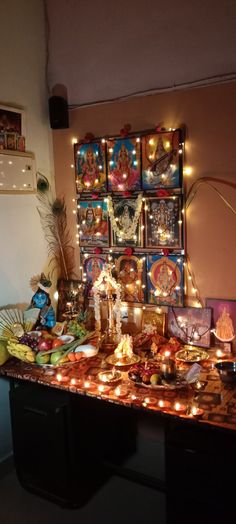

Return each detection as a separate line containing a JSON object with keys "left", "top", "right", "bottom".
{"left": 52, "top": 338, "right": 64, "bottom": 349}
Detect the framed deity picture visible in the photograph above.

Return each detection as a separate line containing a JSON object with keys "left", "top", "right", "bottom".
{"left": 142, "top": 306, "right": 166, "bottom": 336}
{"left": 167, "top": 306, "right": 212, "bottom": 348}
{"left": 77, "top": 200, "right": 109, "bottom": 247}
{"left": 0, "top": 105, "right": 26, "bottom": 137}
{"left": 145, "top": 196, "right": 182, "bottom": 249}
{"left": 142, "top": 129, "right": 182, "bottom": 190}
{"left": 206, "top": 298, "right": 236, "bottom": 343}
{"left": 110, "top": 196, "right": 143, "bottom": 247}
{"left": 75, "top": 140, "right": 107, "bottom": 193}
{"left": 147, "top": 255, "right": 184, "bottom": 306}
{"left": 107, "top": 137, "right": 141, "bottom": 192}
{"left": 113, "top": 254, "right": 146, "bottom": 303}
{"left": 82, "top": 253, "right": 107, "bottom": 296}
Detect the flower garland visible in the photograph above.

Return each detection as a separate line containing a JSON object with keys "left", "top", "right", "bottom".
{"left": 92, "top": 263, "right": 122, "bottom": 340}
{"left": 107, "top": 193, "right": 143, "bottom": 240}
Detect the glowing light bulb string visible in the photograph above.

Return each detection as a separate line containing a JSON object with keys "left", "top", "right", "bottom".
{"left": 185, "top": 254, "right": 203, "bottom": 307}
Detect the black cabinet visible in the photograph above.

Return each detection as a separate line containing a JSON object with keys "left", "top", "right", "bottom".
{"left": 165, "top": 420, "right": 236, "bottom": 523}
{"left": 9, "top": 382, "right": 109, "bottom": 507}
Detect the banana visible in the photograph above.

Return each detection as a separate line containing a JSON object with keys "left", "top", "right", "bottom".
{"left": 7, "top": 342, "right": 36, "bottom": 363}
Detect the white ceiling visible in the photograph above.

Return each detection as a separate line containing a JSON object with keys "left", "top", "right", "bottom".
{"left": 46, "top": 0, "right": 236, "bottom": 107}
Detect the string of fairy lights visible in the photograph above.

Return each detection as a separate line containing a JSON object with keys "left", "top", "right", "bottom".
{"left": 69, "top": 129, "right": 202, "bottom": 311}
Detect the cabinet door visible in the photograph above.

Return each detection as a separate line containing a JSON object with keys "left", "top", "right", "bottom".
{"left": 10, "top": 383, "right": 75, "bottom": 506}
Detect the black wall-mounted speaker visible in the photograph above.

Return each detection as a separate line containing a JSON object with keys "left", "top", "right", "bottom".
{"left": 48, "top": 95, "right": 69, "bottom": 129}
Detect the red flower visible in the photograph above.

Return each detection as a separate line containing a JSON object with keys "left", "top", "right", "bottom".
{"left": 162, "top": 249, "right": 170, "bottom": 256}
{"left": 156, "top": 189, "right": 169, "bottom": 197}
{"left": 124, "top": 247, "right": 133, "bottom": 256}
{"left": 155, "top": 125, "right": 162, "bottom": 132}
{"left": 84, "top": 132, "right": 95, "bottom": 143}
{"left": 94, "top": 247, "right": 102, "bottom": 255}
{"left": 120, "top": 123, "right": 132, "bottom": 137}
{"left": 122, "top": 191, "right": 132, "bottom": 197}
{"left": 91, "top": 193, "right": 99, "bottom": 199}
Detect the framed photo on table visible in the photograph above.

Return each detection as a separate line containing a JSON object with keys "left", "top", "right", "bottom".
{"left": 142, "top": 129, "right": 182, "bottom": 190}
{"left": 147, "top": 255, "right": 184, "bottom": 306}
{"left": 168, "top": 306, "right": 212, "bottom": 348}
{"left": 110, "top": 196, "right": 143, "bottom": 247}
{"left": 145, "top": 196, "right": 182, "bottom": 249}
{"left": 75, "top": 140, "right": 107, "bottom": 193}
{"left": 107, "top": 137, "right": 141, "bottom": 192}
{"left": 77, "top": 200, "right": 109, "bottom": 247}
{"left": 206, "top": 298, "right": 236, "bottom": 343}
{"left": 142, "top": 306, "right": 166, "bottom": 335}
{"left": 113, "top": 254, "right": 146, "bottom": 303}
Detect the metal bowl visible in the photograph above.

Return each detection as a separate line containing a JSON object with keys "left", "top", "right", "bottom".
{"left": 215, "top": 361, "right": 236, "bottom": 383}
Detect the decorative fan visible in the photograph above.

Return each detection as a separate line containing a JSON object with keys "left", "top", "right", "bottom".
{"left": 0, "top": 307, "right": 40, "bottom": 338}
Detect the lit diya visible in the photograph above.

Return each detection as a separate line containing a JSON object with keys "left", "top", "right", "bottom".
{"left": 106, "top": 334, "right": 140, "bottom": 367}
{"left": 98, "top": 368, "right": 122, "bottom": 384}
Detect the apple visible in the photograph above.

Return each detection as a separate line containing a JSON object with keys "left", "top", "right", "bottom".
{"left": 37, "top": 338, "right": 53, "bottom": 351}
{"left": 50, "top": 350, "right": 65, "bottom": 365}
{"left": 36, "top": 352, "right": 50, "bottom": 365}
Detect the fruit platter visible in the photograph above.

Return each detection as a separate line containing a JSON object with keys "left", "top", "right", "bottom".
{"left": 6, "top": 329, "right": 98, "bottom": 367}
{"left": 128, "top": 361, "right": 188, "bottom": 390}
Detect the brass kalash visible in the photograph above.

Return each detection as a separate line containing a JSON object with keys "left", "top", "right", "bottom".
{"left": 92, "top": 263, "right": 122, "bottom": 353}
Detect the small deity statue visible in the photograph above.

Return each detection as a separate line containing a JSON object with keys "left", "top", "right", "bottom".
{"left": 215, "top": 308, "right": 235, "bottom": 341}
{"left": 28, "top": 273, "right": 56, "bottom": 329}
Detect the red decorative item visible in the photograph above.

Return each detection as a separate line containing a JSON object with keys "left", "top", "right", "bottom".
{"left": 91, "top": 193, "right": 99, "bottom": 200}
{"left": 84, "top": 132, "right": 95, "bottom": 143}
{"left": 156, "top": 189, "right": 169, "bottom": 197}
{"left": 124, "top": 247, "right": 133, "bottom": 256}
{"left": 155, "top": 125, "right": 162, "bottom": 132}
{"left": 120, "top": 123, "right": 132, "bottom": 137}
{"left": 94, "top": 247, "right": 102, "bottom": 255}
{"left": 162, "top": 248, "right": 170, "bottom": 256}
{"left": 122, "top": 191, "right": 132, "bottom": 197}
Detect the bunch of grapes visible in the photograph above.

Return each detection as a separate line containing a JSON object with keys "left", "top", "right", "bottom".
{"left": 18, "top": 333, "right": 38, "bottom": 350}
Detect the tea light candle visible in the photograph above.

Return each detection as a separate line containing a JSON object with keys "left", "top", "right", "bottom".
{"left": 97, "top": 384, "right": 111, "bottom": 394}
{"left": 190, "top": 406, "right": 204, "bottom": 418}
{"left": 56, "top": 373, "right": 69, "bottom": 383}
{"left": 216, "top": 349, "right": 225, "bottom": 359}
{"left": 174, "top": 402, "right": 186, "bottom": 413}
{"left": 114, "top": 385, "right": 128, "bottom": 398}
{"left": 84, "top": 380, "right": 97, "bottom": 391}
{"left": 143, "top": 396, "right": 157, "bottom": 406}
{"left": 164, "top": 350, "right": 171, "bottom": 358}
{"left": 70, "top": 378, "right": 80, "bottom": 386}
{"left": 158, "top": 399, "right": 171, "bottom": 409}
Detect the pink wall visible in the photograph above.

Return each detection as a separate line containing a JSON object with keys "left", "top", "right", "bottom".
{"left": 52, "top": 82, "right": 236, "bottom": 303}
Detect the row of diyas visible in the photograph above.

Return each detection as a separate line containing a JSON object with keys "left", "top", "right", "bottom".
{"left": 55, "top": 372, "right": 203, "bottom": 417}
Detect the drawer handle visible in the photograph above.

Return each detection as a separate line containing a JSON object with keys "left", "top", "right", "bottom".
{"left": 24, "top": 406, "right": 47, "bottom": 417}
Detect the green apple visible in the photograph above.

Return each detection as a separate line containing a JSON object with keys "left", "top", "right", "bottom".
{"left": 50, "top": 350, "right": 64, "bottom": 365}
{"left": 36, "top": 351, "right": 50, "bottom": 365}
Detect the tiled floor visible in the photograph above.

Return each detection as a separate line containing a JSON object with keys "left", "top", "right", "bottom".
{"left": 0, "top": 468, "right": 166, "bottom": 524}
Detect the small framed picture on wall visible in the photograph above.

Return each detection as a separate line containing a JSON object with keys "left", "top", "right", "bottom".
{"left": 113, "top": 254, "right": 146, "bottom": 303}
{"left": 167, "top": 306, "right": 212, "bottom": 348}
{"left": 82, "top": 253, "right": 107, "bottom": 296}
{"left": 147, "top": 255, "right": 184, "bottom": 306}
{"left": 142, "top": 129, "right": 182, "bottom": 189}
{"left": 110, "top": 196, "right": 143, "bottom": 247}
{"left": 145, "top": 196, "right": 183, "bottom": 249}
{"left": 107, "top": 137, "right": 141, "bottom": 192}
{"left": 77, "top": 200, "right": 109, "bottom": 247}
{"left": 75, "top": 140, "right": 107, "bottom": 193}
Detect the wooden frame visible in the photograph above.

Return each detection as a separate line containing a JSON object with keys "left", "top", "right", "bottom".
{"left": 0, "top": 104, "right": 26, "bottom": 138}
{"left": 111, "top": 197, "right": 143, "bottom": 247}
{"left": 113, "top": 254, "right": 146, "bottom": 303}
{"left": 107, "top": 137, "right": 141, "bottom": 192}
{"left": 75, "top": 140, "right": 107, "bottom": 193}
{"left": 145, "top": 196, "right": 182, "bottom": 249}
{"left": 77, "top": 199, "right": 109, "bottom": 247}
{"left": 142, "top": 129, "right": 182, "bottom": 190}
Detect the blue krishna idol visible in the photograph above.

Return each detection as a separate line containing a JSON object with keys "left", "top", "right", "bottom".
{"left": 28, "top": 273, "right": 56, "bottom": 329}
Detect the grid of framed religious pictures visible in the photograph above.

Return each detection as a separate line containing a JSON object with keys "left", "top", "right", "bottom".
{"left": 76, "top": 127, "right": 185, "bottom": 307}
